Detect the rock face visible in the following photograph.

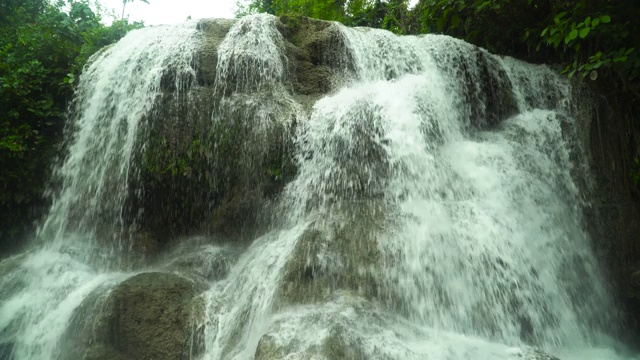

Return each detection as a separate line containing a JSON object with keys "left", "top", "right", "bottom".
{"left": 59, "top": 272, "right": 205, "bottom": 360}
{"left": 115, "top": 14, "right": 533, "bottom": 266}
{"left": 125, "top": 16, "right": 354, "bottom": 251}
{"left": 427, "top": 39, "right": 519, "bottom": 129}
{"left": 274, "top": 205, "right": 390, "bottom": 310}
{"left": 576, "top": 84, "right": 640, "bottom": 333}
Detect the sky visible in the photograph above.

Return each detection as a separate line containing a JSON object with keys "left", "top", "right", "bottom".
{"left": 100, "top": 0, "right": 237, "bottom": 25}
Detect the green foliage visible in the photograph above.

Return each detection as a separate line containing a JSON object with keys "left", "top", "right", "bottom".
{"left": 413, "top": 0, "right": 639, "bottom": 92}
{"left": 236, "top": 0, "right": 415, "bottom": 31}
{"left": 0, "top": 0, "right": 142, "bottom": 248}
{"left": 237, "top": 0, "right": 351, "bottom": 22}
{"left": 145, "top": 138, "right": 209, "bottom": 178}
{"left": 536, "top": 2, "right": 639, "bottom": 83}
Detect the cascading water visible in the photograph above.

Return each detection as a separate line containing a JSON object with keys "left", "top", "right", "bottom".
{"left": 0, "top": 13, "right": 638, "bottom": 360}
{"left": 0, "top": 22, "right": 201, "bottom": 359}
{"left": 39, "top": 21, "right": 201, "bottom": 260}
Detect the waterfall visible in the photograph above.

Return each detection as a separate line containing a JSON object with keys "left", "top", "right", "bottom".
{"left": 39, "top": 21, "right": 201, "bottom": 260}
{"left": 0, "top": 14, "right": 637, "bottom": 360}
{"left": 0, "top": 22, "right": 200, "bottom": 359}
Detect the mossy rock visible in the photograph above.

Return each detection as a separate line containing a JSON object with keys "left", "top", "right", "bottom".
{"left": 59, "top": 272, "right": 206, "bottom": 360}
{"left": 275, "top": 201, "right": 391, "bottom": 307}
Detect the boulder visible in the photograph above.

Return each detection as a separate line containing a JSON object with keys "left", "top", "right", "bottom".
{"left": 59, "top": 272, "right": 205, "bottom": 360}
{"left": 274, "top": 204, "right": 389, "bottom": 307}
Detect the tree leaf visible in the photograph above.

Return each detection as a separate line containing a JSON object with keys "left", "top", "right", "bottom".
{"left": 601, "top": 15, "right": 611, "bottom": 23}
{"left": 554, "top": 11, "right": 567, "bottom": 23}
{"left": 579, "top": 27, "right": 590, "bottom": 38}
{"left": 592, "top": 18, "right": 600, "bottom": 26}
{"left": 451, "top": 14, "right": 460, "bottom": 29}
{"left": 614, "top": 56, "right": 628, "bottom": 63}
{"left": 437, "top": 15, "right": 446, "bottom": 30}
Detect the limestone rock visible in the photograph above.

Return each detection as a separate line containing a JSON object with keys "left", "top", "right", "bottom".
{"left": 161, "top": 239, "right": 239, "bottom": 282}
{"left": 427, "top": 37, "right": 518, "bottom": 128}
{"left": 275, "top": 204, "right": 389, "bottom": 307}
{"left": 59, "top": 272, "right": 205, "bottom": 360}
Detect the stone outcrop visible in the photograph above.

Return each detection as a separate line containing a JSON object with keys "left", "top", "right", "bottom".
{"left": 59, "top": 272, "right": 205, "bottom": 360}
{"left": 576, "top": 80, "right": 640, "bottom": 337}
{"left": 275, "top": 216, "right": 385, "bottom": 307}
{"left": 427, "top": 39, "right": 519, "bottom": 129}
{"left": 113, "top": 14, "right": 541, "bottom": 269}
{"left": 125, "top": 16, "right": 354, "bottom": 251}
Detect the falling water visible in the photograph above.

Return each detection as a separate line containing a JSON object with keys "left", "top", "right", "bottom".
{"left": 0, "top": 13, "right": 638, "bottom": 360}
{"left": 39, "top": 21, "right": 201, "bottom": 258}
{"left": 257, "top": 24, "right": 625, "bottom": 358}
{"left": 0, "top": 22, "right": 200, "bottom": 359}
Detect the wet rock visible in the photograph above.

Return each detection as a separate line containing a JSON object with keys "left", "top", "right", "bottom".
{"left": 277, "top": 16, "right": 354, "bottom": 102}
{"left": 509, "top": 349, "right": 561, "bottom": 360}
{"left": 0, "top": 341, "right": 14, "bottom": 360}
{"left": 475, "top": 50, "right": 519, "bottom": 127}
{"left": 196, "top": 18, "right": 236, "bottom": 85}
{"left": 59, "top": 272, "right": 205, "bottom": 360}
{"left": 120, "top": 16, "right": 358, "bottom": 249}
{"left": 0, "top": 253, "right": 29, "bottom": 298}
{"left": 275, "top": 205, "right": 390, "bottom": 307}
{"left": 131, "top": 16, "right": 317, "bottom": 246}
{"left": 257, "top": 292, "right": 562, "bottom": 360}
{"left": 427, "top": 38, "right": 518, "bottom": 128}
{"left": 161, "top": 239, "right": 239, "bottom": 282}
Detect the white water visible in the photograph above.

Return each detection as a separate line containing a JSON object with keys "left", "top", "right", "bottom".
{"left": 260, "top": 24, "right": 631, "bottom": 359}
{"left": 0, "top": 14, "right": 638, "bottom": 360}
